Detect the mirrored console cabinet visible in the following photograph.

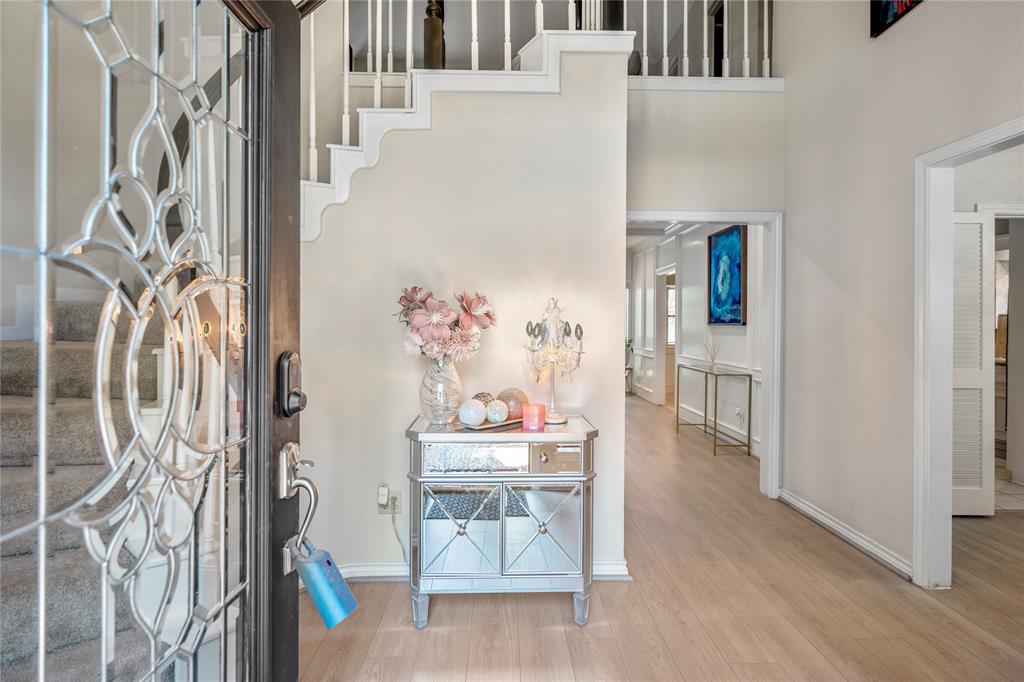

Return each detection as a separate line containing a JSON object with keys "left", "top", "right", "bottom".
{"left": 406, "top": 415, "right": 598, "bottom": 629}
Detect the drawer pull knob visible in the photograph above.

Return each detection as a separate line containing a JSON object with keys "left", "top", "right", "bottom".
{"left": 457, "top": 524, "right": 467, "bottom": 536}
{"left": 538, "top": 523, "right": 548, "bottom": 534}
{"left": 539, "top": 453, "right": 549, "bottom": 464}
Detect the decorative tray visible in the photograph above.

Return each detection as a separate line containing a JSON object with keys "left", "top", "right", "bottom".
{"left": 456, "top": 418, "right": 524, "bottom": 432}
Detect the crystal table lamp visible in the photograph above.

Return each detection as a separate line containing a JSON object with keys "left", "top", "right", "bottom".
{"left": 525, "top": 298, "right": 584, "bottom": 424}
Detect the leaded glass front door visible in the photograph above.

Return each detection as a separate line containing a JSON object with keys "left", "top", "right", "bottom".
{"left": 0, "top": 0, "right": 297, "bottom": 678}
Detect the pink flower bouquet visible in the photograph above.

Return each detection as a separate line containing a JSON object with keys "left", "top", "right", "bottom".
{"left": 397, "top": 287, "right": 496, "bottom": 361}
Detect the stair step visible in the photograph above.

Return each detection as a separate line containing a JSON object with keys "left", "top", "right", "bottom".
{"left": 1, "top": 464, "right": 130, "bottom": 558}
{"left": 0, "top": 621, "right": 149, "bottom": 682}
{"left": 0, "top": 396, "right": 133, "bottom": 467}
{"left": 0, "top": 340, "right": 159, "bottom": 401}
{"left": 0, "top": 547, "right": 134, "bottom": 668}
{"left": 54, "top": 300, "right": 165, "bottom": 346}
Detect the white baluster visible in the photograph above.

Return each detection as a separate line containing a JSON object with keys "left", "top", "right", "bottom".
{"left": 702, "top": 0, "right": 709, "bottom": 76}
{"left": 722, "top": 0, "right": 729, "bottom": 76}
{"left": 405, "top": 0, "right": 413, "bottom": 106}
{"left": 762, "top": 0, "right": 770, "bottom": 76}
{"left": 596, "top": 0, "right": 602, "bottom": 29}
{"left": 583, "top": 0, "right": 589, "bottom": 29}
{"left": 387, "top": 0, "right": 394, "bottom": 71}
{"left": 743, "top": 0, "right": 749, "bottom": 77}
{"left": 623, "top": 0, "right": 627, "bottom": 31}
{"left": 308, "top": 13, "right": 317, "bottom": 180}
{"left": 661, "top": 0, "right": 668, "bottom": 75}
{"left": 343, "top": 0, "right": 352, "bottom": 144}
{"left": 536, "top": 0, "right": 544, "bottom": 34}
{"left": 569, "top": 0, "right": 576, "bottom": 31}
{"left": 505, "top": 0, "right": 512, "bottom": 69}
{"left": 374, "top": 0, "right": 383, "bottom": 106}
{"left": 471, "top": 0, "right": 479, "bottom": 69}
{"left": 682, "top": 0, "right": 689, "bottom": 76}
{"left": 366, "top": 0, "right": 373, "bottom": 72}
{"left": 642, "top": 0, "right": 648, "bottom": 75}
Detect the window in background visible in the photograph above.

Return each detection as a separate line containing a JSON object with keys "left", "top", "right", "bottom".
{"left": 625, "top": 286, "right": 631, "bottom": 341}
{"left": 666, "top": 285, "right": 676, "bottom": 345}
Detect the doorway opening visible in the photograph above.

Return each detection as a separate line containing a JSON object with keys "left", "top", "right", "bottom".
{"left": 913, "top": 116, "right": 1024, "bottom": 589}
{"left": 625, "top": 211, "right": 783, "bottom": 498}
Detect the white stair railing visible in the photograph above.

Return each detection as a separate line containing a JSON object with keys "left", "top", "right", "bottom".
{"left": 301, "top": 0, "right": 776, "bottom": 177}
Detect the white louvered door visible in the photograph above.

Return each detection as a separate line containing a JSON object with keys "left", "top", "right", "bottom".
{"left": 952, "top": 212, "right": 995, "bottom": 516}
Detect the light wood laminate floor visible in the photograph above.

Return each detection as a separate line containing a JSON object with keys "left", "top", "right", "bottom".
{"left": 299, "top": 397, "right": 1024, "bottom": 681}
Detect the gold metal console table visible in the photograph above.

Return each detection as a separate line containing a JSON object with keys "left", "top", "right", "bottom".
{"left": 674, "top": 361, "right": 753, "bottom": 456}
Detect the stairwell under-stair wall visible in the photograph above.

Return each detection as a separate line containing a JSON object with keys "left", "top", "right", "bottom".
{"left": 300, "top": 38, "right": 632, "bottom": 579}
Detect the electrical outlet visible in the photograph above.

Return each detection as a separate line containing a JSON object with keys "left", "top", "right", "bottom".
{"left": 734, "top": 407, "right": 745, "bottom": 423}
{"left": 378, "top": 492, "right": 401, "bottom": 515}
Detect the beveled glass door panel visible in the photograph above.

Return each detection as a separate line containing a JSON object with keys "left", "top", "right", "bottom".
{"left": 421, "top": 485, "right": 501, "bottom": 576}
{"left": 0, "top": 1, "right": 254, "bottom": 678}
{"left": 503, "top": 484, "right": 582, "bottom": 575}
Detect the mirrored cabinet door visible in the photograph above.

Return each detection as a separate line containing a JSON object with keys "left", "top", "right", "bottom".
{"left": 421, "top": 484, "right": 501, "bottom": 575}
{"left": 504, "top": 484, "right": 583, "bottom": 575}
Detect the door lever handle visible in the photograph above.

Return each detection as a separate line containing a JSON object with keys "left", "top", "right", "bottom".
{"left": 278, "top": 442, "right": 315, "bottom": 499}
{"left": 283, "top": 475, "right": 319, "bottom": 575}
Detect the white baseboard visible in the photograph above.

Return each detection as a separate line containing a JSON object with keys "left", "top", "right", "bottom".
{"left": 337, "top": 559, "right": 632, "bottom": 582}
{"left": 634, "top": 384, "right": 658, "bottom": 404}
{"left": 594, "top": 559, "right": 632, "bottom": 581}
{"left": 778, "top": 489, "right": 912, "bottom": 580}
{"left": 339, "top": 562, "right": 408, "bottom": 581}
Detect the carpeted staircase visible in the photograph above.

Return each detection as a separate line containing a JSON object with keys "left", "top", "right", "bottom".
{"left": 0, "top": 300, "right": 160, "bottom": 680}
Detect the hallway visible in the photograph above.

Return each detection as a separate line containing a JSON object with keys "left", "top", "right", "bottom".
{"left": 299, "top": 397, "right": 1024, "bottom": 680}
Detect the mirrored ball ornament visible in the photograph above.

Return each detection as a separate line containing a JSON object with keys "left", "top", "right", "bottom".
{"left": 496, "top": 388, "right": 528, "bottom": 419}
{"left": 458, "top": 399, "right": 487, "bottom": 426}
{"left": 472, "top": 392, "right": 494, "bottom": 405}
{"left": 486, "top": 399, "right": 510, "bottom": 424}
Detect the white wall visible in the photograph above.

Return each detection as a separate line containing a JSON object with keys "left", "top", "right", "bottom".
{"left": 301, "top": 51, "right": 628, "bottom": 575}
{"left": 626, "top": 88, "right": 784, "bottom": 211}
{"left": 775, "top": 0, "right": 1024, "bottom": 562}
{"left": 954, "top": 145, "right": 1024, "bottom": 211}
{"left": 676, "top": 225, "right": 763, "bottom": 454}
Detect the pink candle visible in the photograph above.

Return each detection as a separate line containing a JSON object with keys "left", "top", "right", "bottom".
{"left": 522, "top": 403, "right": 546, "bottom": 432}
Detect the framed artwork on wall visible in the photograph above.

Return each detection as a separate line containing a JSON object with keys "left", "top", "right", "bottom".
{"left": 870, "top": 0, "right": 923, "bottom": 37}
{"left": 707, "top": 224, "right": 747, "bottom": 326}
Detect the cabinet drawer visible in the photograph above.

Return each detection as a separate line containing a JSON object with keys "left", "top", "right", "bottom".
{"left": 530, "top": 443, "right": 582, "bottom": 474}
{"left": 422, "top": 442, "right": 529, "bottom": 475}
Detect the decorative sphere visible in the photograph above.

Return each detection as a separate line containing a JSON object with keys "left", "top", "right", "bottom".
{"left": 472, "top": 392, "right": 494, "bottom": 405}
{"left": 486, "top": 400, "right": 510, "bottom": 423}
{"left": 458, "top": 399, "right": 487, "bottom": 426}
{"left": 497, "top": 388, "right": 529, "bottom": 419}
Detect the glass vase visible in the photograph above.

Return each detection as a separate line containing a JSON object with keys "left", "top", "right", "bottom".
{"left": 419, "top": 356, "right": 463, "bottom": 425}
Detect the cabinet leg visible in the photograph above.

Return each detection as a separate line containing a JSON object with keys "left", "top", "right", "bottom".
{"left": 411, "top": 589, "right": 430, "bottom": 630}
{"left": 573, "top": 590, "right": 591, "bottom": 626}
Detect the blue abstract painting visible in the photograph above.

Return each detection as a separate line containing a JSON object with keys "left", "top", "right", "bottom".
{"left": 707, "top": 225, "right": 747, "bottom": 325}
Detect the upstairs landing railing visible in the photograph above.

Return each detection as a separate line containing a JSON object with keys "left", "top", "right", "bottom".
{"left": 304, "top": 0, "right": 774, "bottom": 180}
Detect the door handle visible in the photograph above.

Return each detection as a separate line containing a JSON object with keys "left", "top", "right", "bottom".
{"left": 278, "top": 442, "right": 314, "bottom": 499}
{"left": 279, "top": 442, "right": 320, "bottom": 574}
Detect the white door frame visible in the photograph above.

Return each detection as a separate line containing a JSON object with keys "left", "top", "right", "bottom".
{"left": 913, "top": 116, "right": 1024, "bottom": 589}
{"left": 628, "top": 209, "right": 783, "bottom": 499}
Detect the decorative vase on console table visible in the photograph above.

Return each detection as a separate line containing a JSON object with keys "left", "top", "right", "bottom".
{"left": 419, "top": 356, "right": 463, "bottom": 425}
{"left": 398, "top": 286, "right": 496, "bottom": 426}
